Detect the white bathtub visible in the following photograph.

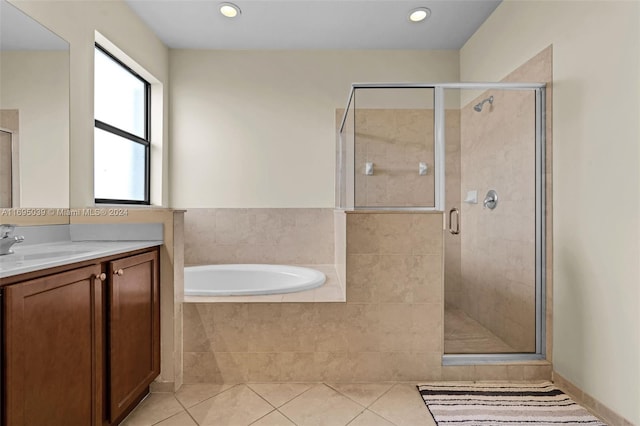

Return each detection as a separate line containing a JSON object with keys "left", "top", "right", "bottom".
{"left": 184, "top": 264, "right": 326, "bottom": 296}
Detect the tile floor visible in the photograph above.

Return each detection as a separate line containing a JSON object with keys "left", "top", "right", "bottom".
{"left": 444, "top": 308, "right": 516, "bottom": 354}
{"left": 122, "top": 383, "right": 436, "bottom": 426}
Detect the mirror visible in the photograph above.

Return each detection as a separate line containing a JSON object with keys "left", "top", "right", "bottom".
{"left": 0, "top": 0, "right": 69, "bottom": 208}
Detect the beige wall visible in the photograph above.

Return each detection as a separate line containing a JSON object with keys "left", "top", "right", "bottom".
{"left": 9, "top": 0, "right": 170, "bottom": 207}
{"left": 170, "top": 50, "right": 459, "bottom": 208}
{"left": 461, "top": 1, "right": 640, "bottom": 423}
{"left": 184, "top": 208, "right": 335, "bottom": 266}
{"left": 0, "top": 51, "right": 69, "bottom": 207}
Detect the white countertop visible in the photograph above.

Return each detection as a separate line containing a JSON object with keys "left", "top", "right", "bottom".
{"left": 0, "top": 240, "right": 163, "bottom": 279}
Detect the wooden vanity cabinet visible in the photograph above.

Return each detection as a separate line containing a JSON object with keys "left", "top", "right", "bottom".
{"left": 3, "top": 264, "right": 104, "bottom": 426}
{"left": 1, "top": 247, "right": 160, "bottom": 426}
{"left": 107, "top": 250, "right": 160, "bottom": 425}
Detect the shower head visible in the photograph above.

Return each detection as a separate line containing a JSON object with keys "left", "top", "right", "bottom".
{"left": 473, "top": 95, "right": 494, "bottom": 112}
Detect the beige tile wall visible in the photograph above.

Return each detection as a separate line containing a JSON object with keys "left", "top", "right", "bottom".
{"left": 458, "top": 87, "right": 537, "bottom": 352}
{"left": 354, "top": 109, "right": 436, "bottom": 208}
{"left": 448, "top": 47, "right": 552, "bottom": 352}
{"left": 184, "top": 208, "right": 335, "bottom": 265}
{"left": 183, "top": 212, "right": 445, "bottom": 383}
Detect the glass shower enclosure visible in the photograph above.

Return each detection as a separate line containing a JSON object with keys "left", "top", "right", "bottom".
{"left": 337, "top": 83, "right": 547, "bottom": 363}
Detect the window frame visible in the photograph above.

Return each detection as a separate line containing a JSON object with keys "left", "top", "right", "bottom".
{"left": 94, "top": 43, "right": 151, "bottom": 205}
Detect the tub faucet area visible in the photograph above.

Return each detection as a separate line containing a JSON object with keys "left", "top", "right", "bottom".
{"left": 0, "top": 224, "right": 24, "bottom": 255}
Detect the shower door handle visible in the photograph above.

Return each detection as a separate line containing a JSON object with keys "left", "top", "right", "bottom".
{"left": 448, "top": 208, "right": 460, "bottom": 235}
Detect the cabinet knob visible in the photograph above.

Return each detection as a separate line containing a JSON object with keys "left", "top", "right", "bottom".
{"left": 97, "top": 273, "right": 107, "bottom": 281}
{"left": 115, "top": 269, "right": 124, "bottom": 276}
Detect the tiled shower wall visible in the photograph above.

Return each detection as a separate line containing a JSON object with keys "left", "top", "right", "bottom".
{"left": 183, "top": 212, "right": 445, "bottom": 382}
{"left": 184, "top": 208, "right": 335, "bottom": 265}
{"left": 447, "top": 47, "right": 552, "bottom": 351}
{"left": 458, "top": 89, "right": 536, "bottom": 352}
{"left": 444, "top": 111, "right": 462, "bottom": 308}
{"left": 354, "top": 109, "right": 434, "bottom": 207}
{"left": 352, "top": 109, "right": 460, "bottom": 209}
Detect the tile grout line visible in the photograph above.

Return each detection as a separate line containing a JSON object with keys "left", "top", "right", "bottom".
{"left": 173, "top": 383, "right": 244, "bottom": 425}
{"left": 170, "top": 391, "right": 203, "bottom": 426}
{"left": 246, "top": 383, "right": 319, "bottom": 425}
{"left": 243, "top": 384, "right": 280, "bottom": 425}
{"left": 275, "top": 408, "right": 300, "bottom": 426}
{"left": 343, "top": 407, "right": 368, "bottom": 426}
{"left": 149, "top": 408, "right": 197, "bottom": 426}
{"left": 276, "top": 382, "right": 319, "bottom": 409}
{"left": 247, "top": 408, "right": 279, "bottom": 426}
{"left": 271, "top": 382, "right": 331, "bottom": 425}
{"left": 279, "top": 383, "right": 362, "bottom": 426}
{"left": 146, "top": 394, "right": 197, "bottom": 426}
{"left": 364, "top": 383, "right": 403, "bottom": 426}
{"left": 324, "top": 383, "right": 374, "bottom": 409}
{"left": 246, "top": 382, "right": 312, "bottom": 408}
{"left": 322, "top": 382, "right": 371, "bottom": 426}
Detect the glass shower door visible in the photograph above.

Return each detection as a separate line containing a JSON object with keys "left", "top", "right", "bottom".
{"left": 443, "top": 87, "right": 540, "bottom": 355}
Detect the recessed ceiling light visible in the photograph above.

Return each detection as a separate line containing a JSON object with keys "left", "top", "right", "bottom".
{"left": 219, "top": 2, "right": 241, "bottom": 18}
{"left": 409, "top": 7, "right": 431, "bottom": 23}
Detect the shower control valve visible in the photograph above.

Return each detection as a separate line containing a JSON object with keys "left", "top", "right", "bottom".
{"left": 419, "top": 162, "right": 428, "bottom": 176}
{"left": 483, "top": 190, "right": 498, "bottom": 210}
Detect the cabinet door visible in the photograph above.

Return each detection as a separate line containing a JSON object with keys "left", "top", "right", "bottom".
{"left": 4, "top": 265, "right": 103, "bottom": 426}
{"left": 108, "top": 250, "right": 159, "bottom": 423}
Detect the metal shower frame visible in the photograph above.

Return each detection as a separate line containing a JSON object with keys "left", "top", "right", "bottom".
{"left": 338, "top": 82, "right": 547, "bottom": 364}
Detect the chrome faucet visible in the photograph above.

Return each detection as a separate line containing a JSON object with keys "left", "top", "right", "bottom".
{"left": 0, "top": 224, "right": 24, "bottom": 255}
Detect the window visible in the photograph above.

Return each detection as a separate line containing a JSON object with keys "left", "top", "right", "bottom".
{"left": 94, "top": 44, "right": 150, "bottom": 204}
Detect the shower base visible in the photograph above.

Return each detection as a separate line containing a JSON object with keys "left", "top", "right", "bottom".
{"left": 444, "top": 308, "right": 518, "bottom": 354}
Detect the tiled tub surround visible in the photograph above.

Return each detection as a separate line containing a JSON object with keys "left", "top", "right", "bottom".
{"left": 183, "top": 208, "right": 342, "bottom": 302}
{"left": 183, "top": 212, "right": 443, "bottom": 383}
{"left": 184, "top": 208, "right": 334, "bottom": 266}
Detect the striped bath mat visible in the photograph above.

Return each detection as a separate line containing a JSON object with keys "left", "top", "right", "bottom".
{"left": 417, "top": 382, "right": 607, "bottom": 425}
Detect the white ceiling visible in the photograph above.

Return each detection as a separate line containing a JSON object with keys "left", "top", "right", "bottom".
{"left": 0, "top": 0, "right": 68, "bottom": 50}
{"left": 125, "top": 0, "right": 501, "bottom": 50}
